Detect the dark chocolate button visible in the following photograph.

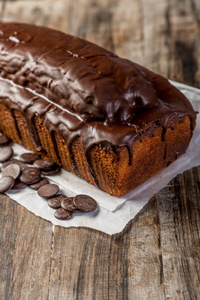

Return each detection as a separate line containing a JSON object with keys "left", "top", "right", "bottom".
{"left": 67, "top": 197, "right": 80, "bottom": 213}
{"left": 61, "top": 196, "right": 78, "bottom": 212}
{"left": 2, "top": 163, "right": 21, "bottom": 179}
{"left": 20, "top": 167, "right": 41, "bottom": 185}
{"left": 29, "top": 178, "right": 49, "bottom": 190}
{"left": 33, "top": 159, "right": 55, "bottom": 170}
{"left": 37, "top": 183, "right": 59, "bottom": 198}
{"left": 0, "top": 176, "right": 15, "bottom": 193}
{"left": 11, "top": 179, "right": 26, "bottom": 190}
{"left": 19, "top": 153, "right": 41, "bottom": 164}
{"left": 1, "top": 160, "right": 11, "bottom": 171}
{"left": 0, "top": 146, "right": 13, "bottom": 162}
{"left": 54, "top": 208, "right": 73, "bottom": 220}
{"left": 73, "top": 194, "right": 97, "bottom": 212}
{"left": 41, "top": 165, "right": 61, "bottom": 176}
{"left": 0, "top": 133, "right": 10, "bottom": 145}
{"left": 1, "top": 159, "right": 27, "bottom": 171}
{"left": 47, "top": 194, "right": 67, "bottom": 209}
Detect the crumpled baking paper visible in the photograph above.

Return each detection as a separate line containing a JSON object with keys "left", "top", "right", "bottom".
{"left": 3, "top": 81, "right": 200, "bottom": 235}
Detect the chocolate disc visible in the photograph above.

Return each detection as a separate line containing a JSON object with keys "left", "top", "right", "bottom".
{"left": 19, "top": 153, "right": 41, "bottom": 164}
{"left": 11, "top": 179, "right": 26, "bottom": 190}
{"left": 0, "top": 133, "right": 10, "bottom": 145}
{"left": 20, "top": 167, "right": 41, "bottom": 185}
{"left": 1, "top": 160, "right": 12, "bottom": 171}
{"left": 73, "top": 194, "right": 97, "bottom": 212}
{"left": 1, "top": 159, "right": 27, "bottom": 171}
{"left": 2, "top": 163, "right": 21, "bottom": 179}
{"left": 54, "top": 208, "right": 73, "bottom": 220}
{"left": 67, "top": 197, "right": 80, "bottom": 213}
{"left": 37, "top": 183, "right": 59, "bottom": 198}
{"left": 30, "top": 178, "right": 49, "bottom": 190}
{"left": 41, "top": 165, "right": 61, "bottom": 176}
{"left": 0, "top": 146, "right": 13, "bottom": 162}
{"left": 33, "top": 159, "right": 55, "bottom": 170}
{"left": 61, "top": 196, "right": 78, "bottom": 212}
{"left": 47, "top": 194, "right": 67, "bottom": 209}
{"left": 0, "top": 176, "right": 15, "bottom": 193}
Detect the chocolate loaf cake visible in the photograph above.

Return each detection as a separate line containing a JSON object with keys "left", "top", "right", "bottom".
{"left": 0, "top": 22, "right": 197, "bottom": 196}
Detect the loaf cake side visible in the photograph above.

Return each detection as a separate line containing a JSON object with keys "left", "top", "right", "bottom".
{"left": 0, "top": 22, "right": 197, "bottom": 196}
{"left": 0, "top": 77, "right": 194, "bottom": 196}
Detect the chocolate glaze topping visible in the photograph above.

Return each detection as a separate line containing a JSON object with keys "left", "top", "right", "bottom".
{"left": 0, "top": 22, "right": 197, "bottom": 168}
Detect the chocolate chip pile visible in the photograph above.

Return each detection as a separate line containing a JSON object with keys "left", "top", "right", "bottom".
{"left": 0, "top": 133, "right": 98, "bottom": 220}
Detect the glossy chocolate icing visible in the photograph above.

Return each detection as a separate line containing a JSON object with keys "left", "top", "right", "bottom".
{"left": 0, "top": 22, "right": 197, "bottom": 167}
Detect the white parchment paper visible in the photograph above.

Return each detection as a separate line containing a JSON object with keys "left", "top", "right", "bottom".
{"left": 4, "top": 81, "right": 200, "bottom": 235}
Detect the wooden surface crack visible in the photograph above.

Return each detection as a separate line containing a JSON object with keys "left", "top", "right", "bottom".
{"left": 156, "top": 196, "right": 165, "bottom": 289}
{"left": 107, "top": 235, "right": 113, "bottom": 300}
{"left": 47, "top": 224, "right": 55, "bottom": 300}
{"left": 75, "top": 232, "right": 91, "bottom": 300}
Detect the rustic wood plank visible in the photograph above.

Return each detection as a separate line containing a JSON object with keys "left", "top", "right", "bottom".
{"left": 127, "top": 197, "right": 166, "bottom": 300}
{"left": 0, "top": 194, "right": 53, "bottom": 300}
{"left": 141, "top": 0, "right": 200, "bottom": 87}
{"left": 47, "top": 196, "right": 166, "bottom": 300}
{"left": 156, "top": 167, "right": 200, "bottom": 299}
{"left": 48, "top": 226, "right": 127, "bottom": 299}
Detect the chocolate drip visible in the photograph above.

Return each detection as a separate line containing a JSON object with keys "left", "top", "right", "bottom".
{"left": 0, "top": 22, "right": 197, "bottom": 168}
{"left": 0, "top": 76, "right": 196, "bottom": 165}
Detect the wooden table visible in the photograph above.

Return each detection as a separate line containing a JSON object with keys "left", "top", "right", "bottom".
{"left": 0, "top": 0, "right": 200, "bottom": 299}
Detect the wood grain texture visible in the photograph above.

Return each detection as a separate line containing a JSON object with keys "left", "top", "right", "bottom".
{"left": 157, "top": 168, "right": 200, "bottom": 299}
{"left": 0, "top": 194, "right": 53, "bottom": 300}
{"left": 0, "top": 0, "right": 200, "bottom": 299}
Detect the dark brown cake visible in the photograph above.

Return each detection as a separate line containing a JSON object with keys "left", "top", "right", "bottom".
{"left": 0, "top": 22, "right": 197, "bottom": 196}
